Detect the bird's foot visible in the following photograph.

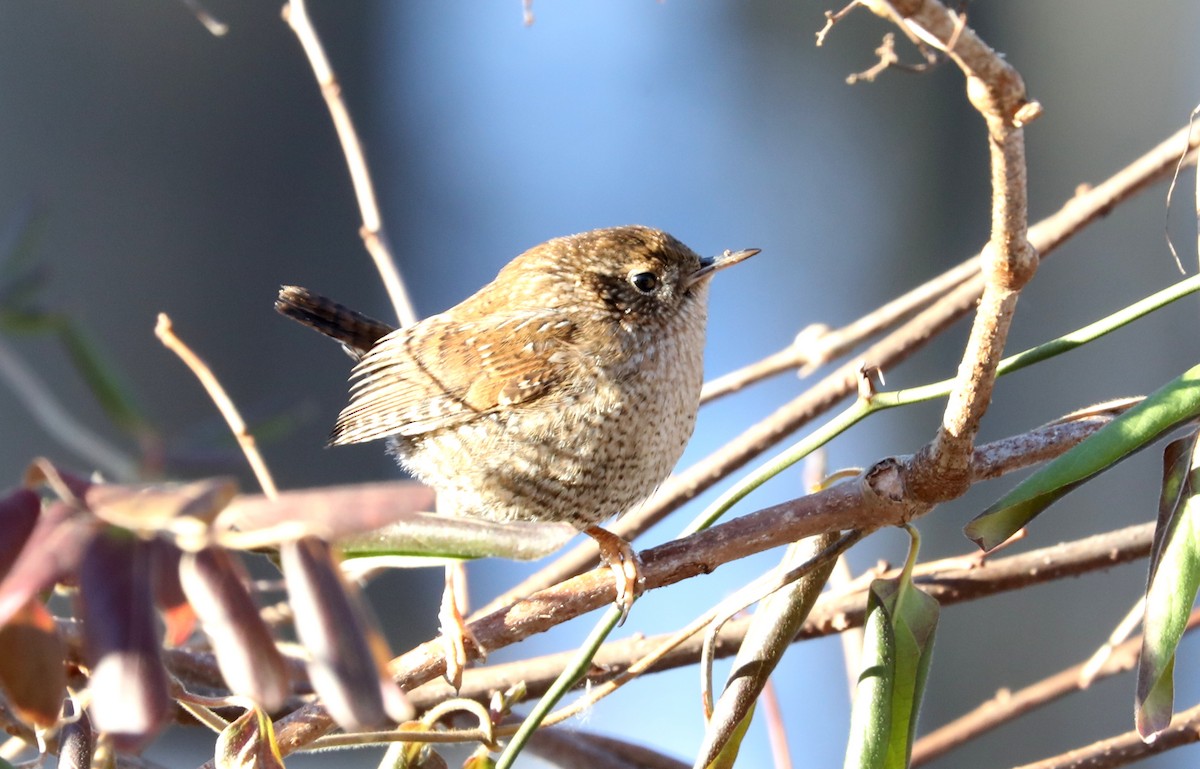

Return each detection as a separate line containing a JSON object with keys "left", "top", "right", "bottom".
{"left": 439, "top": 562, "right": 480, "bottom": 690}
{"left": 584, "top": 526, "right": 643, "bottom": 625}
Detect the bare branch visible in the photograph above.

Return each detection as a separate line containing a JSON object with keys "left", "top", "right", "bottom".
{"left": 913, "top": 609, "right": 1200, "bottom": 765}
{"left": 699, "top": 255, "right": 977, "bottom": 404}
{"left": 1011, "top": 701, "right": 1200, "bottom": 769}
{"left": 408, "top": 520, "right": 1156, "bottom": 711}
{"left": 281, "top": 0, "right": 418, "bottom": 327}
{"left": 479, "top": 122, "right": 1200, "bottom": 614}
{"left": 262, "top": 413, "right": 1127, "bottom": 756}
{"left": 859, "top": 0, "right": 1041, "bottom": 505}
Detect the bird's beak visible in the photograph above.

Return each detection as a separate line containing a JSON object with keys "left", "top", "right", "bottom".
{"left": 687, "top": 247, "right": 760, "bottom": 288}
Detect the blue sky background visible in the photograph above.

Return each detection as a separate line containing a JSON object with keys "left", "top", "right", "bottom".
{"left": 2, "top": 2, "right": 1200, "bottom": 767}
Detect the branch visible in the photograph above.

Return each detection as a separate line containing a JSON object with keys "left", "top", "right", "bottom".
{"left": 698, "top": 256, "right": 978, "bottom": 403}
{"left": 0, "top": 335, "right": 138, "bottom": 481}
{"left": 263, "top": 413, "right": 1122, "bottom": 755}
{"left": 861, "top": 0, "right": 1041, "bottom": 504}
{"left": 478, "top": 122, "right": 1200, "bottom": 615}
{"left": 911, "top": 608, "right": 1200, "bottom": 765}
{"left": 402, "top": 520, "right": 1155, "bottom": 711}
{"left": 281, "top": 0, "right": 418, "bottom": 327}
{"left": 1011, "top": 701, "right": 1200, "bottom": 769}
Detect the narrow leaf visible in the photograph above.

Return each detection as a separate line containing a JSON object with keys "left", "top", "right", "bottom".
{"left": 966, "top": 364, "right": 1200, "bottom": 551}
{"left": 0, "top": 488, "right": 39, "bottom": 580}
{"left": 844, "top": 529, "right": 938, "bottom": 769}
{"left": 80, "top": 531, "right": 170, "bottom": 751}
{"left": 1137, "top": 431, "right": 1200, "bottom": 739}
{"left": 0, "top": 502, "right": 97, "bottom": 627}
{"left": 86, "top": 477, "right": 238, "bottom": 535}
{"left": 180, "top": 546, "right": 290, "bottom": 711}
{"left": 843, "top": 585, "right": 895, "bottom": 769}
{"left": 703, "top": 705, "right": 755, "bottom": 769}
{"left": 0, "top": 600, "right": 67, "bottom": 727}
{"left": 281, "top": 537, "right": 413, "bottom": 730}
{"left": 150, "top": 539, "right": 197, "bottom": 647}
{"left": 696, "top": 533, "right": 839, "bottom": 769}
{"left": 223, "top": 483, "right": 573, "bottom": 560}
{"left": 874, "top": 580, "right": 938, "bottom": 768}
{"left": 56, "top": 321, "right": 148, "bottom": 432}
{"left": 215, "top": 706, "right": 285, "bottom": 769}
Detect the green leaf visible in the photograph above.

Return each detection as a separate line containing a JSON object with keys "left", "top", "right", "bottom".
{"left": 221, "top": 483, "right": 576, "bottom": 561}
{"left": 696, "top": 533, "right": 841, "bottom": 769}
{"left": 966, "top": 364, "right": 1200, "bottom": 551}
{"left": 703, "top": 703, "right": 755, "bottom": 769}
{"left": 56, "top": 321, "right": 148, "bottom": 432}
{"left": 844, "top": 529, "right": 938, "bottom": 769}
{"left": 876, "top": 580, "right": 938, "bottom": 768}
{"left": 1136, "top": 430, "right": 1200, "bottom": 739}
{"left": 844, "top": 584, "right": 895, "bottom": 769}
{"left": 215, "top": 707, "right": 286, "bottom": 769}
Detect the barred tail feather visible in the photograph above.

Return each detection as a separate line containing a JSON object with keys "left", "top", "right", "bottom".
{"left": 275, "top": 285, "right": 395, "bottom": 358}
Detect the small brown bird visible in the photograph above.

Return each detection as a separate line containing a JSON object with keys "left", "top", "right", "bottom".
{"left": 277, "top": 225, "right": 756, "bottom": 622}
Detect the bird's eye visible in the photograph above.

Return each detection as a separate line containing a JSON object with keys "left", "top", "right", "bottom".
{"left": 629, "top": 271, "right": 659, "bottom": 294}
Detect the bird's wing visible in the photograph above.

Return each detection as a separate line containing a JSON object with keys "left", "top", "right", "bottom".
{"left": 330, "top": 311, "right": 581, "bottom": 445}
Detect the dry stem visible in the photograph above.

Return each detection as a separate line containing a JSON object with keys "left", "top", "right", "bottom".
{"left": 155, "top": 313, "right": 278, "bottom": 499}
{"left": 479, "top": 109, "right": 1200, "bottom": 620}
{"left": 1011, "top": 701, "right": 1200, "bottom": 769}
{"left": 911, "top": 608, "right": 1200, "bottom": 766}
{"left": 281, "top": 0, "right": 418, "bottom": 327}
{"left": 859, "top": 0, "right": 1041, "bottom": 506}
{"left": 262, "top": 412, "right": 1121, "bottom": 755}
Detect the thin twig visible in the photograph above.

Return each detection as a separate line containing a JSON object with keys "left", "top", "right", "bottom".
{"left": 155, "top": 313, "right": 278, "bottom": 499}
{"left": 0, "top": 335, "right": 138, "bottom": 481}
{"left": 1163, "top": 105, "right": 1199, "bottom": 273}
{"left": 866, "top": 0, "right": 1040, "bottom": 506}
{"left": 760, "top": 678, "right": 793, "bottom": 769}
{"left": 178, "top": 0, "right": 228, "bottom": 36}
{"left": 699, "top": 249, "right": 976, "bottom": 403}
{"left": 281, "top": 0, "right": 418, "bottom": 327}
{"left": 1010, "top": 701, "right": 1200, "bottom": 769}
{"left": 400, "top": 520, "right": 1156, "bottom": 713}
{"left": 478, "top": 124, "right": 1200, "bottom": 616}
{"left": 261, "top": 416, "right": 1133, "bottom": 757}
{"left": 911, "top": 608, "right": 1200, "bottom": 766}
{"left": 1079, "top": 596, "right": 1145, "bottom": 687}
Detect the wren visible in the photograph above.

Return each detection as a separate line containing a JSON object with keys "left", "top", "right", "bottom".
{"left": 276, "top": 225, "right": 756, "bottom": 618}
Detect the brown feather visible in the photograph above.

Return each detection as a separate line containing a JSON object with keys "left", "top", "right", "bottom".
{"left": 331, "top": 311, "right": 580, "bottom": 445}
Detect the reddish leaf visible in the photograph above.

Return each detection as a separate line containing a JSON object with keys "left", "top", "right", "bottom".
{"left": 180, "top": 546, "right": 290, "bottom": 711}
{"left": 223, "top": 482, "right": 436, "bottom": 542}
{"left": 282, "top": 537, "right": 412, "bottom": 730}
{"left": 0, "top": 501, "right": 98, "bottom": 627}
{"left": 86, "top": 477, "right": 237, "bottom": 535}
{"left": 0, "top": 600, "right": 66, "bottom": 727}
{"left": 0, "top": 488, "right": 39, "bottom": 579}
{"left": 149, "top": 540, "right": 196, "bottom": 647}
{"left": 80, "top": 531, "right": 170, "bottom": 751}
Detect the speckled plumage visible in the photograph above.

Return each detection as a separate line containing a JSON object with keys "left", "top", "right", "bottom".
{"left": 277, "top": 225, "right": 754, "bottom": 530}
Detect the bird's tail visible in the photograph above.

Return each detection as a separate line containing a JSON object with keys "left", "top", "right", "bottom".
{"left": 275, "top": 285, "right": 395, "bottom": 358}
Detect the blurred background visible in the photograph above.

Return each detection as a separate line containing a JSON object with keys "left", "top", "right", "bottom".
{"left": 1, "top": 1, "right": 1199, "bottom": 767}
